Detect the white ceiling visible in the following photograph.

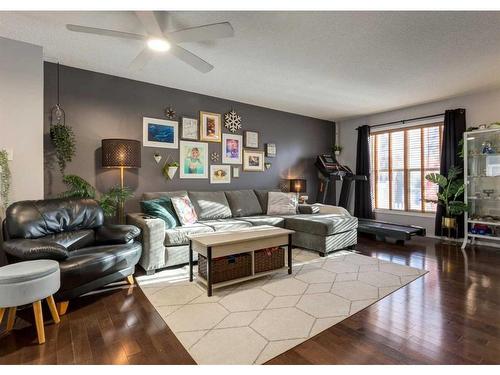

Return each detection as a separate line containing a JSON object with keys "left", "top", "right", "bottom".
{"left": 1, "top": 11, "right": 500, "bottom": 121}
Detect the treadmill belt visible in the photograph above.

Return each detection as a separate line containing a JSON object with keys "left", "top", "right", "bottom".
{"left": 357, "top": 219, "right": 426, "bottom": 241}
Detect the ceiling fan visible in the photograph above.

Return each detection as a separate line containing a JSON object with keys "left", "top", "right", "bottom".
{"left": 66, "top": 11, "right": 234, "bottom": 73}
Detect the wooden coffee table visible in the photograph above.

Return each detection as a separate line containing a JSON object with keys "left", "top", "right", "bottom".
{"left": 188, "top": 226, "right": 294, "bottom": 296}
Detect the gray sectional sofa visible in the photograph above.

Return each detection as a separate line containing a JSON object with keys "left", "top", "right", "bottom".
{"left": 127, "top": 189, "right": 357, "bottom": 275}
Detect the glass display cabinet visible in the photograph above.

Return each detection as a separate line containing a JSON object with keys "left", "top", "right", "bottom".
{"left": 462, "top": 127, "right": 500, "bottom": 249}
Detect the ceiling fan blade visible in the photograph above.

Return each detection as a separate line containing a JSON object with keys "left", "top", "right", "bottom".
{"left": 168, "top": 22, "right": 234, "bottom": 44}
{"left": 129, "top": 48, "right": 155, "bottom": 71}
{"left": 66, "top": 24, "right": 146, "bottom": 41}
{"left": 170, "top": 45, "right": 214, "bottom": 73}
{"left": 135, "top": 11, "right": 165, "bottom": 37}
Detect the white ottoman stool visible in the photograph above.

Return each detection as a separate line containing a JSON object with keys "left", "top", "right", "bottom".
{"left": 0, "top": 260, "right": 61, "bottom": 344}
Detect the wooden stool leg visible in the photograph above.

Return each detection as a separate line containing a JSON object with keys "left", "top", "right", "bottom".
{"left": 57, "top": 301, "right": 69, "bottom": 316}
{"left": 6, "top": 307, "right": 16, "bottom": 331}
{"left": 46, "top": 295, "right": 60, "bottom": 324}
{"left": 126, "top": 275, "right": 135, "bottom": 285}
{"left": 33, "top": 300, "right": 45, "bottom": 344}
{"left": 0, "top": 308, "right": 5, "bottom": 325}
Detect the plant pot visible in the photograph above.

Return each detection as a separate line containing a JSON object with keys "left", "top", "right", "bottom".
{"left": 442, "top": 217, "right": 456, "bottom": 229}
{"left": 167, "top": 166, "right": 178, "bottom": 180}
{"left": 334, "top": 151, "right": 341, "bottom": 156}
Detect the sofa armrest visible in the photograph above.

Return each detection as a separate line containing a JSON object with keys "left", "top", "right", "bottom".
{"left": 298, "top": 204, "right": 320, "bottom": 214}
{"left": 2, "top": 239, "right": 69, "bottom": 261}
{"left": 126, "top": 213, "right": 166, "bottom": 272}
{"left": 311, "top": 204, "right": 351, "bottom": 216}
{"left": 95, "top": 224, "right": 141, "bottom": 245}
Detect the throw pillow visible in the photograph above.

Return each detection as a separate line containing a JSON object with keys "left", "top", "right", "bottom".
{"left": 171, "top": 196, "right": 198, "bottom": 225}
{"left": 140, "top": 197, "right": 180, "bottom": 229}
{"left": 267, "top": 192, "right": 299, "bottom": 215}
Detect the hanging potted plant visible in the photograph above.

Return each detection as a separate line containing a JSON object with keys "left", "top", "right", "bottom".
{"left": 425, "top": 166, "right": 468, "bottom": 231}
{"left": 162, "top": 161, "right": 179, "bottom": 180}
{"left": 332, "top": 145, "right": 343, "bottom": 156}
{"left": 0, "top": 149, "right": 12, "bottom": 210}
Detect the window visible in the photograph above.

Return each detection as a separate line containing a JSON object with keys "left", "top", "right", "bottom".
{"left": 370, "top": 122, "right": 443, "bottom": 213}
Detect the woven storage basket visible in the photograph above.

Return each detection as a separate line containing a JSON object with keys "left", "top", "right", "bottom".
{"left": 254, "top": 247, "right": 285, "bottom": 273}
{"left": 198, "top": 253, "right": 252, "bottom": 283}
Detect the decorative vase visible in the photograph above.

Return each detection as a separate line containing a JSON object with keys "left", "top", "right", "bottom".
{"left": 442, "top": 217, "right": 456, "bottom": 229}
{"left": 167, "top": 166, "right": 178, "bottom": 180}
{"left": 335, "top": 151, "right": 341, "bottom": 156}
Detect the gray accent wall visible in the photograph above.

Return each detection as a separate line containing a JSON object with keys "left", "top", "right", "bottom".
{"left": 44, "top": 63, "right": 332, "bottom": 212}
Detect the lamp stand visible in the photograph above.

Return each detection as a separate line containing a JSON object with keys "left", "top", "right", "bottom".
{"left": 118, "top": 167, "right": 125, "bottom": 224}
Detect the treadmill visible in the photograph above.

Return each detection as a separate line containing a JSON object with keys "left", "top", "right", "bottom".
{"left": 315, "top": 154, "right": 426, "bottom": 244}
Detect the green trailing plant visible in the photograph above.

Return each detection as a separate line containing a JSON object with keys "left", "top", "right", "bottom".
{"left": 60, "top": 175, "right": 133, "bottom": 217}
{"left": 0, "top": 149, "right": 12, "bottom": 210}
{"left": 60, "top": 175, "right": 96, "bottom": 199}
{"left": 50, "top": 123, "right": 76, "bottom": 175}
{"left": 425, "top": 166, "right": 468, "bottom": 218}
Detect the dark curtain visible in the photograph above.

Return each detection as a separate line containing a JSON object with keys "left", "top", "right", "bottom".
{"left": 354, "top": 125, "right": 374, "bottom": 219}
{"left": 435, "top": 108, "right": 466, "bottom": 237}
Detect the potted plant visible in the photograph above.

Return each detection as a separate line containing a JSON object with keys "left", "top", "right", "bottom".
{"left": 162, "top": 160, "right": 179, "bottom": 180}
{"left": 0, "top": 149, "right": 11, "bottom": 210}
{"left": 50, "top": 123, "right": 76, "bottom": 175}
{"left": 425, "top": 166, "right": 468, "bottom": 231}
{"left": 332, "top": 145, "right": 343, "bottom": 156}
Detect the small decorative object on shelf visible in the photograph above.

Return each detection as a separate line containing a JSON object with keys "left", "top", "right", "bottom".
{"left": 264, "top": 162, "right": 272, "bottom": 170}
{"left": 224, "top": 109, "right": 242, "bottom": 133}
{"left": 332, "top": 144, "right": 343, "bottom": 156}
{"left": 164, "top": 106, "right": 176, "bottom": 120}
{"left": 462, "top": 127, "right": 500, "bottom": 249}
{"left": 211, "top": 152, "right": 220, "bottom": 162}
{"left": 153, "top": 152, "right": 162, "bottom": 164}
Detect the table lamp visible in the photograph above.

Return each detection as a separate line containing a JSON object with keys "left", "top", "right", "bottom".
{"left": 102, "top": 139, "right": 141, "bottom": 222}
{"left": 290, "top": 178, "right": 307, "bottom": 204}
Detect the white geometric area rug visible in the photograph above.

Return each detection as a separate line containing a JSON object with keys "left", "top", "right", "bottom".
{"left": 136, "top": 249, "right": 427, "bottom": 365}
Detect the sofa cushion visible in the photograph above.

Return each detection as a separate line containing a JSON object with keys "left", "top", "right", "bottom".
{"left": 141, "top": 197, "right": 180, "bottom": 229}
{"left": 164, "top": 223, "right": 214, "bottom": 246}
{"left": 254, "top": 189, "right": 280, "bottom": 214}
{"left": 267, "top": 192, "right": 298, "bottom": 215}
{"left": 142, "top": 191, "right": 188, "bottom": 201}
{"left": 284, "top": 214, "right": 358, "bottom": 236}
{"left": 235, "top": 215, "right": 285, "bottom": 228}
{"left": 171, "top": 196, "right": 198, "bottom": 225}
{"left": 42, "top": 229, "right": 96, "bottom": 251}
{"left": 200, "top": 219, "right": 253, "bottom": 232}
{"left": 224, "top": 190, "right": 263, "bottom": 217}
{"left": 188, "top": 191, "right": 232, "bottom": 220}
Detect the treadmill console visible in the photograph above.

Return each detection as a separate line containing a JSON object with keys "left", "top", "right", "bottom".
{"left": 315, "top": 154, "right": 353, "bottom": 177}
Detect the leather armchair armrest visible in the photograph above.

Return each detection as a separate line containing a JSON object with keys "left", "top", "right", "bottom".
{"left": 95, "top": 224, "right": 141, "bottom": 245}
{"left": 298, "top": 204, "right": 320, "bottom": 214}
{"left": 126, "top": 213, "right": 165, "bottom": 273}
{"left": 2, "top": 239, "right": 69, "bottom": 261}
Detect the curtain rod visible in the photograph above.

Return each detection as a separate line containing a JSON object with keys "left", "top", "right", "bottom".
{"left": 356, "top": 113, "right": 444, "bottom": 130}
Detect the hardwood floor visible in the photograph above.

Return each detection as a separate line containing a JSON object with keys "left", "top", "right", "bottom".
{"left": 1, "top": 235, "right": 499, "bottom": 364}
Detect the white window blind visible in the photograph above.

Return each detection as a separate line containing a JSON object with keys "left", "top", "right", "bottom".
{"left": 370, "top": 122, "right": 443, "bottom": 213}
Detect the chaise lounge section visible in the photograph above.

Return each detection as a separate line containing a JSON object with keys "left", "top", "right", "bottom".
{"left": 127, "top": 189, "right": 357, "bottom": 274}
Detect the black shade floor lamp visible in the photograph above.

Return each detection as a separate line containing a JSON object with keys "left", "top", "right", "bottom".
{"left": 102, "top": 139, "right": 141, "bottom": 222}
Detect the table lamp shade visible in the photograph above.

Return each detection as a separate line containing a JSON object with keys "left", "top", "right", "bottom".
{"left": 102, "top": 139, "right": 141, "bottom": 168}
{"left": 290, "top": 179, "right": 307, "bottom": 193}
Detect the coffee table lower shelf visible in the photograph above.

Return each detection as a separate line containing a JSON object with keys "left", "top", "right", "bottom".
{"left": 195, "top": 267, "right": 288, "bottom": 289}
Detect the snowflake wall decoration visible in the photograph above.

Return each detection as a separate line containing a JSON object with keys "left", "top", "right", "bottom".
{"left": 224, "top": 109, "right": 242, "bottom": 133}
{"left": 164, "top": 106, "right": 176, "bottom": 120}
{"left": 210, "top": 152, "right": 220, "bottom": 162}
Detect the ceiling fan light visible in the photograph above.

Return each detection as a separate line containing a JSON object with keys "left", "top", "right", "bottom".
{"left": 147, "top": 38, "right": 170, "bottom": 52}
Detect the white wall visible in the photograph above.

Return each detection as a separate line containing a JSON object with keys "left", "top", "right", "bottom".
{"left": 337, "top": 87, "right": 500, "bottom": 236}
{"left": 0, "top": 37, "right": 44, "bottom": 206}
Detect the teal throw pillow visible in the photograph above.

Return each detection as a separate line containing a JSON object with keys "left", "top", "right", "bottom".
{"left": 140, "top": 197, "right": 180, "bottom": 229}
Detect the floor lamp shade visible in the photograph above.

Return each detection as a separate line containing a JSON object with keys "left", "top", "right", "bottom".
{"left": 102, "top": 139, "right": 141, "bottom": 169}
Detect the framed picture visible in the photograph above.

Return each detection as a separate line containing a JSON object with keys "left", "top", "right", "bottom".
{"left": 244, "top": 131, "right": 259, "bottom": 148}
{"left": 210, "top": 165, "right": 231, "bottom": 184}
{"left": 143, "top": 117, "right": 178, "bottom": 149}
{"left": 181, "top": 117, "right": 198, "bottom": 140}
{"left": 199, "top": 111, "right": 222, "bottom": 142}
{"left": 233, "top": 167, "right": 240, "bottom": 178}
{"left": 222, "top": 133, "right": 243, "bottom": 164}
{"left": 266, "top": 143, "right": 276, "bottom": 157}
{"left": 179, "top": 141, "right": 208, "bottom": 179}
{"left": 243, "top": 150, "right": 265, "bottom": 171}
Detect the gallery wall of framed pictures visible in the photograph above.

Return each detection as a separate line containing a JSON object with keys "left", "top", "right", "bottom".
{"left": 143, "top": 108, "right": 276, "bottom": 184}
